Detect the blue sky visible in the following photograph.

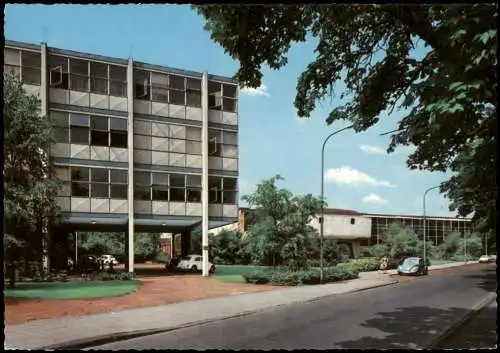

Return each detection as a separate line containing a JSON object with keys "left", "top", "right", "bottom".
{"left": 5, "top": 4, "right": 456, "bottom": 217}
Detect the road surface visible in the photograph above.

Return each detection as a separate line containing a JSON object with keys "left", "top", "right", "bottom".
{"left": 89, "top": 264, "right": 496, "bottom": 350}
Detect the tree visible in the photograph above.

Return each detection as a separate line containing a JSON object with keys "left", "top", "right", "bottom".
{"left": 242, "top": 175, "right": 324, "bottom": 268}
{"left": 194, "top": 4, "right": 497, "bottom": 233}
{"left": 209, "top": 229, "right": 246, "bottom": 265}
{"left": 3, "top": 74, "right": 60, "bottom": 287}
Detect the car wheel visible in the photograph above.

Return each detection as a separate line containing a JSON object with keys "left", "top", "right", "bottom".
{"left": 191, "top": 265, "right": 198, "bottom": 272}
{"left": 209, "top": 265, "right": 215, "bottom": 274}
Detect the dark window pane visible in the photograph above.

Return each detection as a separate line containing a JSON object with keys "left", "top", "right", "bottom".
{"left": 91, "top": 131, "right": 109, "bottom": 146}
{"left": 90, "top": 76, "right": 107, "bottom": 94}
{"left": 208, "top": 94, "right": 222, "bottom": 109}
{"left": 71, "top": 182, "right": 89, "bottom": 197}
{"left": 187, "top": 175, "right": 201, "bottom": 187}
{"left": 49, "top": 55, "right": 69, "bottom": 72}
{"left": 71, "top": 127, "right": 89, "bottom": 144}
{"left": 71, "top": 167, "right": 89, "bottom": 181}
{"left": 223, "top": 190, "right": 237, "bottom": 204}
{"left": 22, "top": 67, "right": 41, "bottom": 85}
{"left": 169, "top": 187, "right": 185, "bottom": 202}
{"left": 209, "top": 176, "right": 222, "bottom": 189}
{"left": 70, "top": 74, "right": 89, "bottom": 92}
{"left": 186, "top": 90, "right": 201, "bottom": 107}
{"left": 50, "top": 71, "right": 69, "bottom": 89}
{"left": 223, "top": 97, "right": 237, "bottom": 112}
{"left": 152, "top": 185, "right": 169, "bottom": 201}
{"left": 91, "top": 183, "right": 109, "bottom": 198}
{"left": 110, "top": 79, "right": 126, "bottom": 97}
{"left": 152, "top": 172, "right": 169, "bottom": 185}
{"left": 223, "top": 178, "right": 237, "bottom": 190}
{"left": 152, "top": 86, "right": 169, "bottom": 102}
{"left": 91, "top": 168, "right": 109, "bottom": 182}
{"left": 54, "top": 127, "right": 69, "bottom": 143}
{"left": 186, "top": 78, "right": 201, "bottom": 90}
{"left": 187, "top": 187, "right": 201, "bottom": 202}
{"left": 134, "top": 185, "right": 151, "bottom": 200}
{"left": 169, "top": 89, "right": 185, "bottom": 105}
{"left": 135, "top": 70, "right": 150, "bottom": 100}
{"left": 110, "top": 169, "right": 128, "bottom": 183}
{"left": 169, "top": 75, "right": 185, "bottom": 90}
{"left": 90, "top": 62, "right": 107, "bottom": 78}
{"left": 91, "top": 116, "right": 108, "bottom": 130}
{"left": 209, "top": 188, "right": 222, "bottom": 203}
{"left": 223, "top": 84, "right": 237, "bottom": 98}
{"left": 135, "top": 171, "right": 151, "bottom": 185}
{"left": 170, "top": 174, "right": 185, "bottom": 187}
{"left": 21, "top": 51, "right": 41, "bottom": 68}
{"left": 110, "top": 131, "right": 127, "bottom": 148}
{"left": 208, "top": 131, "right": 221, "bottom": 156}
{"left": 70, "top": 114, "right": 90, "bottom": 127}
{"left": 70, "top": 58, "right": 88, "bottom": 75}
{"left": 51, "top": 112, "right": 69, "bottom": 127}
{"left": 109, "top": 65, "right": 126, "bottom": 81}
{"left": 110, "top": 118, "right": 127, "bottom": 131}
{"left": 208, "top": 81, "right": 221, "bottom": 94}
{"left": 111, "top": 184, "right": 127, "bottom": 199}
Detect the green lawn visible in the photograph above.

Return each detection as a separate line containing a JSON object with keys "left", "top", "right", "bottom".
{"left": 214, "top": 265, "right": 270, "bottom": 284}
{"left": 4, "top": 280, "right": 141, "bottom": 300}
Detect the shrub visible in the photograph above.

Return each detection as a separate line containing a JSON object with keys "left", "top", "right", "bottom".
{"left": 306, "top": 259, "right": 339, "bottom": 268}
{"left": 450, "top": 254, "right": 477, "bottom": 262}
{"left": 154, "top": 252, "right": 171, "bottom": 264}
{"left": 243, "top": 267, "right": 359, "bottom": 286}
{"left": 269, "top": 270, "right": 301, "bottom": 286}
{"left": 344, "top": 258, "right": 380, "bottom": 272}
{"left": 323, "top": 267, "right": 359, "bottom": 282}
{"left": 243, "top": 270, "right": 271, "bottom": 284}
{"left": 89, "top": 270, "right": 136, "bottom": 281}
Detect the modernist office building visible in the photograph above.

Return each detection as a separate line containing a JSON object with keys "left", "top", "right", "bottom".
{"left": 4, "top": 40, "right": 240, "bottom": 270}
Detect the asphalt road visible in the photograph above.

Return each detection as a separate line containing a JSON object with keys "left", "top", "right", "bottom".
{"left": 90, "top": 264, "right": 496, "bottom": 350}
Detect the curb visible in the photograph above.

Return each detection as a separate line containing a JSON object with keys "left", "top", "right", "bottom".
{"left": 426, "top": 292, "right": 497, "bottom": 349}
{"left": 41, "top": 280, "right": 398, "bottom": 350}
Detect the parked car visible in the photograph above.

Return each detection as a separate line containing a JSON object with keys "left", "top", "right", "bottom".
{"left": 397, "top": 257, "right": 428, "bottom": 276}
{"left": 76, "top": 254, "right": 101, "bottom": 273}
{"left": 176, "top": 254, "right": 215, "bottom": 273}
{"left": 99, "top": 254, "right": 119, "bottom": 266}
{"left": 489, "top": 254, "right": 497, "bottom": 262}
{"left": 478, "top": 255, "right": 493, "bottom": 263}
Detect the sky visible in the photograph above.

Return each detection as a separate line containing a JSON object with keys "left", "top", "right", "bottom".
{"left": 4, "top": 4, "right": 456, "bottom": 217}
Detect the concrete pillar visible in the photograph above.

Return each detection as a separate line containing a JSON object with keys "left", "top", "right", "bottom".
{"left": 126, "top": 57, "right": 135, "bottom": 273}
{"left": 124, "top": 228, "right": 130, "bottom": 270}
{"left": 201, "top": 71, "right": 209, "bottom": 276}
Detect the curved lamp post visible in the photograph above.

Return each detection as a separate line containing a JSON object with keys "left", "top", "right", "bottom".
{"left": 320, "top": 125, "right": 353, "bottom": 283}
{"left": 423, "top": 185, "right": 440, "bottom": 266}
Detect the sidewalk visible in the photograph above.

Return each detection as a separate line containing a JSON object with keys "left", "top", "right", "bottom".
{"left": 5, "top": 272, "right": 397, "bottom": 350}
{"left": 4, "top": 261, "right": 471, "bottom": 350}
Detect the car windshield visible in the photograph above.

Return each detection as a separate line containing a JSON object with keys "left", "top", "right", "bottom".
{"left": 403, "top": 258, "right": 419, "bottom": 266}
{"left": 182, "top": 256, "right": 192, "bottom": 261}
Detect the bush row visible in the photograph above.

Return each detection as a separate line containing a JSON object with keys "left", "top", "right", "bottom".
{"left": 243, "top": 267, "right": 359, "bottom": 286}
{"left": 87, "top": 270, "right": 136, "bottom": 281}
{"left": 340, "top": 258, "right": 380, "bottom": 272}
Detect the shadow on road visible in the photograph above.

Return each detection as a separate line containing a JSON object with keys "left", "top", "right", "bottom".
{"left": 461, "top": 267, "right": 497, "bottom": 293}
{"left": 336, "top": 306, "right": 472, "bottom": 349}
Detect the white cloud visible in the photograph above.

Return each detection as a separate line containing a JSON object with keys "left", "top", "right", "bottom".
{"left": 240, "top": 84, "right": 269, "bottom": 97}
{"left": 362, "top": 193, "right": 388, "bottom": 205}
{"left": 360, "top": 145, "right": 386, "bottom": 155}
{"left": 325, "top": 166, "right": 396, "bottom": 188}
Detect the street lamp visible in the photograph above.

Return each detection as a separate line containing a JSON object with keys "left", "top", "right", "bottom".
{"left": 423, "top": 185, "right": 440, "bottom": 266}
{"left": 320, "top": 124, "right": 353, "bottom": 283}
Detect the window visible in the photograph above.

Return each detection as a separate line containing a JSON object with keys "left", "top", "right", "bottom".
{"left": 170, "top": 174, "right": 185, "bottom": 188}
{"left": 350, "top": 218, "right": 356, "bottom": 225}
{"left": 110, "top": 131, "right": 127, "bottom": 148}
{"left": 49, "top": 55, "right": 69, "bottom": 89}
{"left": 21, "top": 51, "right": 41, "bottom": 85}
{"left": 91, "top": 183, "right": 109, "bottom": 198}
{"left": 135, "top": 70, "right": 150, "bottom": 100}
{"left": 135, "top": 171, "right": 151, "bottom": 185}
{"left": 169, "top": 75, "right": 185, "bottom": 90}
{"left": 51, "top": 111, "right": 69, "bottom": 127}
{"left": 208, "top": 81, "right": 222, "bottom": 110}
{"left": 110, "top": 65, "right": 127, "bottom": 97}
{"left": 134, "top": 185, "right": 151, "bottom": 200}
{"left": 91, "top": 116, "right": 108, "bottom": 130}
{"left": 71, "top": 127, "right": 89, "bottom": 144}
{"left": 110, "top": 169, "right": 128, "bottom": 184}
{"left": 223, "top": 98, "right": 237, "bottom": 112}
{"left": 186, "top": 141, "right": 201, "bottom": 155}
{"left": 222, "top": 131, "right": 237, "bottom": 145}
{"left": 71, "top": 167, "right": 89, "bottom": 181}
{"left": 151, "top": 72, "right": 169, "bottom": 103}
{"left": 169, "top": 187, "right": 185, "bottom": 202}
{"left": 91, "top": 168, "right": 109, "bottom": 183}
{"left": 90, "top": 62, "right": 108, "bottom": 94}
{"left": 186, "top": 127, "right": 201, "bottom": 141}
{"left": 71, "top": 182, "right": 89, "bottom": 197}
{"left": 54, "top": 127, "right": 69, "bottom": 143}
{"left": 208, "top": 129, "right": 221, "bottom": 156}
{"left": 111, "top": 184, "right": 127, "bottom": 199}
{"left": 152, "top": 185, "right": 169, "bottom": 201}
{"left": 223, "top": 84, "right": 237, "bottom": 98}
{"left": 209, "top": 176, "right": 222, "bottom": 203}
{"left": 152, "top": 172, "right": 169, "bottom": 185}
{"left": 69, "top": 58, "right": 89, "bottom": 92}
{"left": 110, "top": 118, "right": 127, "bottom": 131}
{"left": 187, "top": 175, "right": 201, "bottom": 202}
{"left": 223, "top": 178, "right": 237, "bottom": 204}
{"left": 186, "top": 78, "right": 201, "bottom": 107}
{"left": 71, "top": 114, "right": 90, "bottom": 127}
{"left": 91, "top": 131, "right": 108, "bottom": 146}
{"left": 169, "top": 89, "right": 185, "bottom": 105}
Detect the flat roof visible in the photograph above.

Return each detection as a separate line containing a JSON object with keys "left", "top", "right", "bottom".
{"left": 5, "top": 39, "right": 237, "bottom": 84}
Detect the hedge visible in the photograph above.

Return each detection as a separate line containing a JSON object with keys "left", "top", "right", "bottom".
{"left": 243, "top": 267, "right": 359, "bottom": 286}
{"left": 339, "top": 258, "right": 380, "bottom": 272}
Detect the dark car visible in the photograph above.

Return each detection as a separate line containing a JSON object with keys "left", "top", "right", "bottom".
{"left": 76, "top": 254, "right": 101, "bottom": 273}
{"left": 397, "top": 257, "right": 428, "bottom": 276}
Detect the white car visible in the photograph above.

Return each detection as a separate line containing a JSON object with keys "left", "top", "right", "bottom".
{"left": 100, "top": 254, "right": 119, "bottom": 266}
{"left": 176, "top": 254, "right": 215, "bottom": 273}
{"left": 478, "top": 255, "right": 492, "bottom": 263}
